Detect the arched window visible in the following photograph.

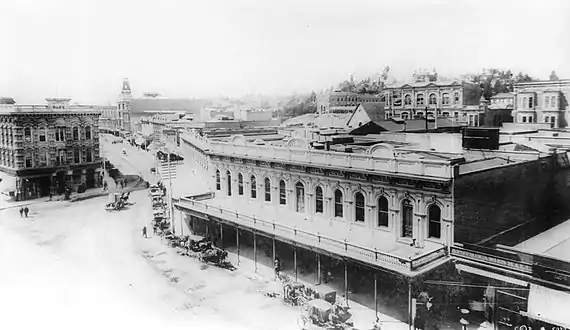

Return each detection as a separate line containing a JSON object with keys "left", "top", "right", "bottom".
{"left": 279, "top": 180, "right": 286, "bottom": 205}
{"left": 378, "top": 196, "right": 389, "bottom": 227}
{"left": 315, "top": 186, "right": 323, "bottom": 214}
{"left": 250, "top": 175, "right": 257, "bottom": 199}
{"left": 404, "top": 94, "right": 412, "bottom": 106}
{"left": 264, "top": 178, "right": 271, "bottom": 202}
{"left": 429, "top": 94, "right": 437, "bottom": 106}
{"left": 226, "top": 171, "right": 232, "bottom": 196}
{"left": 85, "top": 126, "right": 92, "bottom": 140}
{"left": 73, "top": 127, "right": 79, "bottom": 141}
{"left": 354, "top": 192, "right": 365, "bottom": 222}
{"left": 442, "top": 93, "right": 450, "bottom": 105}
{"left": 334, "top": 189, "right": 343, "bottom": 217}
{"left": 215, "top": 170, "right": 221, "bottom": 190}
{"left": 238, "top": 173, "right": 244, "bottom": 195}
{"left": 428, "top": 205, "right": 442, "bottom": 239}
{"left": 401, "top": 199, "right": 413, "bottom": 238}
{"left": 24, "top": 127, "right": 32, "bottom": 141}
{"left": 416, "top": 94, "right": 424, "bottom": 106}
{"left": 295, "top": 182, "right": 305, "bottom": 213}
{"left": 401, "top": 113, "right": 409, "bottom": 120}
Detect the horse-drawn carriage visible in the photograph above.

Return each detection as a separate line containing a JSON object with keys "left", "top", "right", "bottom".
{"left": 297, "top": 299, "right": 355, "bottom": 330}
{"left": 105, "top": 192, "right": 132, "bottom": 211}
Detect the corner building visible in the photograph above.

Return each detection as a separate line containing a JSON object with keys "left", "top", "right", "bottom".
{"left": 175, "top": 128, "right": 570, "bottom": 325}
{"left": 0, "top": 98, "right": 102, "bottom": 200}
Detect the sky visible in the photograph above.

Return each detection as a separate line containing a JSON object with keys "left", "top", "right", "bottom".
{"left": 0, "top": 0, "right": 569, "bottom": 104}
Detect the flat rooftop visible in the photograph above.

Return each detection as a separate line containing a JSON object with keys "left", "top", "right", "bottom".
{"left": 514, "top": 219, "right": 570, "bottom": 262}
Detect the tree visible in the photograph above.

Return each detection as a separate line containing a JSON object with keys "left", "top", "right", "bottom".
{"left": 550, "top": 70, "right": 559, "bottom": 81}
{"left": 470, "top": 68, "right": 536, "bottom": 100}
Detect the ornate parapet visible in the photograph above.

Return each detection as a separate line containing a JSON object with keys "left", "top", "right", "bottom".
{"left": 181, "top": 129, "right": 456, "bottom": 179}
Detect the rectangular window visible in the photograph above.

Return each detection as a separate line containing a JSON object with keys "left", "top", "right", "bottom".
{"left": 74, "top": 149, "right": 80, "bottom": 163}
{"left": 39, "top": 128, "right": 46, "bottom": 142}
{"left": 25, "top": 157, "right": 33, "bottom": 168}
{"left": 522, "top": 116, "right": 527, "bottom": 123}
{"left": 528, "top": 116, "right": 533, "bottom": 123}
{"left": 65, "top": 127, "right": 72, "bottom": 141}
{"left": 545, "top": 97, "right": 550, "bottom": 108}
{"left": 86, "top": 148, "right": 92, "bottom": 162}
{"left": 528, "top": 96, "right": 533, "bottom": 109}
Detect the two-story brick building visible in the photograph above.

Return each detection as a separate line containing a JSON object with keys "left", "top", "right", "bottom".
{"left": 513, "top": 79, "right": 570, "bottom": 128}
{"left": 383, "top": 81, "right": 484, "bottom": 126}
{"left": 0, "top": 98, "right": 101, "bottom": 200}
{"left": 172, "top": 127, "right": 570, "bottom": 325}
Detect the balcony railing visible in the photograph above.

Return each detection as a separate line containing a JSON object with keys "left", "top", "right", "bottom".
{"left": 176, "top": 197, "right": 449, "bottom": 273}
{"left": 181, "top": 130, "right": 455, "bottom": 179}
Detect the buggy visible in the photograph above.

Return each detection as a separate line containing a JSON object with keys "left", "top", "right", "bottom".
{"left": 297, "top": 299, "right": 355, "bottom": 330}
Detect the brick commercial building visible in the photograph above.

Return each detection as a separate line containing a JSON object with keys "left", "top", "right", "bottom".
{"left": 0, "top": 97, "right": 102, "bottom": 200}
{"left": 170, "top": 125, "right": 570, "bottom": 327}
{"left": 512, "top": 79, "right": 570, "bottom": 128}
{"left": 383, "top": 80, "right": 485, "bottom": 127}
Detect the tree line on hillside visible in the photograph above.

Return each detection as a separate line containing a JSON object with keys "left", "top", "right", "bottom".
{"left": 277, "top": 68, "right": 560, "bottom": 119}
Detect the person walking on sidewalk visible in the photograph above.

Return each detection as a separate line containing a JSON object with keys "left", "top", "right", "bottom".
{"left": 142, "top": 226, "right": 147, "bottom": 238}
{"left": 23, "top": 206, "right": 29, "bottom": 218}
{"left": 19, "top": 207, "right": 24, "bottom": 218}
{"left": 49, "top": 192, "right": 53, "bottom": 201}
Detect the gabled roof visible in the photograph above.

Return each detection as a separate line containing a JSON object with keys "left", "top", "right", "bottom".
{"left": 347, "top": 102, "right": 385, "bottom": 125}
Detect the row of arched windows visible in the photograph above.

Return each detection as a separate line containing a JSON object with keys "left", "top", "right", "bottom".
{"left": 395, "top": 92, "right": 460, "bottom": 107}
{"left": 214, "top": 169, "right": 442, "bottom": 238}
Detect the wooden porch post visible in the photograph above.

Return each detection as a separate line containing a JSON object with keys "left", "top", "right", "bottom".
{"left": 294, "top": 245, "right": 298, "bottom": 282}
{"left": 316, "top": 253, "right": 321, "bottom": 285}
{"left": 344, "top": 260, "right": 349, "bottom": 306}
{"left": 253, "top": 231, "right": 257, "bottom": 273}
{"left": 236, "top": 228, "right": 240, "bottom": 266}
{"left": 219, "top": 223, "right": 223, "bottom": 249}
{"left": 374, "top": 272, "right": 378, "bottom": 318}
{"left": 408, "top": 281, "right": 413, "bottom": 330}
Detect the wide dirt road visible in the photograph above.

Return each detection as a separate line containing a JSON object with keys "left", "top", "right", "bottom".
{"left": 0, "top": 190, "right": 300, "bottom": 330}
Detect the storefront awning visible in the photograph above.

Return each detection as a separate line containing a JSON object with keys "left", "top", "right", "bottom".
{"left": 526, "top": 284, "right": 570, "bottom": 328}
{"left": 0, "top": 173, "right": 17, "bottom": 193}
{"left": 456, "top": 264, "right": 529, "bottom": 287}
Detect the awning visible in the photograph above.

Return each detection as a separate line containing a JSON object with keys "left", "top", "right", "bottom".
{"left": 526, "top": 284, "right": 570, "bottom": 328}
{"left": 0, "top": 173, "right": 17, "bottom": 193}
{"left": 456, "top": 264, "right": 529, "bottom": 287}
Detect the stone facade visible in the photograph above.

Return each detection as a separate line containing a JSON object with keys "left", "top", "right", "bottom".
{"left": 513, "top": 79, "right": 570, "bottom": 128}
{"left": 0, "top": 98, "right": 102, "bottom": 200}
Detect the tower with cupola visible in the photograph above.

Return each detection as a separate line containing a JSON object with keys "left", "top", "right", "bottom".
{"left": 118, "top": 78, "right": 132, "bottom": 134}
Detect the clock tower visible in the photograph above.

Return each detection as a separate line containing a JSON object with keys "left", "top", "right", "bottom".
{"left": 118, "top": 78, "right": 132, "bottom": 134}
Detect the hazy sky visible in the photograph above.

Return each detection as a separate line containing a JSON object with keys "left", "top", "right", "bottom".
{"left": 0, "top": 0, "right": 569, "bottom": 104}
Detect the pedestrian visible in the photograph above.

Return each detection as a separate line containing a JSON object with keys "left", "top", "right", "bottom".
{"left": 142, "top": 226, "right": 148, "bottom": 238}
{"left": 19, "top": 206, "right": 24, "bottom": 218}
{"left": 274, "top": 257, "right": 281, "bottom": 281}
{"left": 49, "top": 192, "right": 53, "bottom": 201}
{"left": 24, "top": 206, "right": 29, "bottom": 218}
